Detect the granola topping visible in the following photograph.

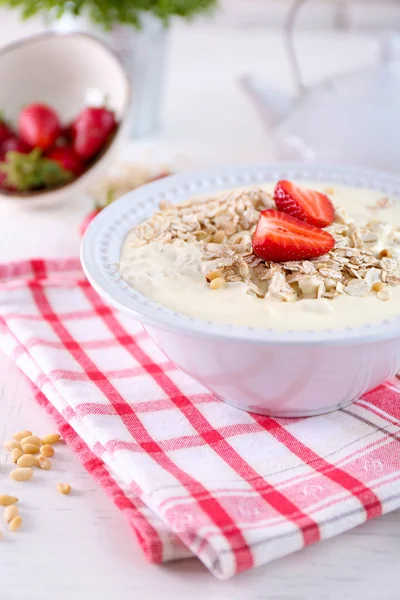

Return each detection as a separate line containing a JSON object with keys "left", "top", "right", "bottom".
{"left": 123, "top": 186, "right": 400, "bottom": 303}
{"left": 119, "top": 183, "right": 400, "bottom": 331}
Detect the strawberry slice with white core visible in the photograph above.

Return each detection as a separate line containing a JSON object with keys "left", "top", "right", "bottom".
{"left": 252, "top": 209, "right": 335, "bottom": 262}
{"left": 274, "top": 180, "right": 335, "bottom": 228}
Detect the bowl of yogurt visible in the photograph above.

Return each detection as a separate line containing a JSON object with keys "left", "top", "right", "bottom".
{"left": 81, "top": 164, "right": 400, "bottom": 417}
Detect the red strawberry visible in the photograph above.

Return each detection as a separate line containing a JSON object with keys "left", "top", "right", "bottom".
{"left": 274, "top": 180, "right": 335, "bottom": 228}
{"left": 79, "top": 208, "right": 101, "bottom": 237}
{"left": 72, "top": 107, "right": 117, "bottom": 160}
{"left": 19, "top": 103, "right": 61, "bottom": 151}
{"left": 0, "top": 120, "right": 13, "bottom": 144}
{"left": 46, "top": 146, "right": 84, "bottom": 177}
{"left": 149, "top": 170, "right": 170, "bottom": 182}
{"left": 252, "top": 209, "right": 335, "bottom": 262}
{"left": 0, "top": 137, "right": 31, "bottom": 161}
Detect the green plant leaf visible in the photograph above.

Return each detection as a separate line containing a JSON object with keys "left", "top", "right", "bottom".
{"left": 0, "top": 0, "right": 218, "bottom": 30}
{"left": 1, "top": 149, "right": 73, "bottom": 191}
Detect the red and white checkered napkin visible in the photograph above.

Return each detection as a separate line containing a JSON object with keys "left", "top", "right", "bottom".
{"left": 1, "top": 259, "right": 400, "bottom": 578}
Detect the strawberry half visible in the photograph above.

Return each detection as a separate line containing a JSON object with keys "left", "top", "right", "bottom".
{"left": 274, "top": 180, "right": 335, "bottom": 228}
{"left": 252, "top": 209, "right": 335, "bottom": 262}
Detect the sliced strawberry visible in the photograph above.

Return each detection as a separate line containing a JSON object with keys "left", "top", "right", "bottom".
{"left": 252, "top": 209, "right": 335, "bottom": 262}
{"left": 274, "top": 180, "right": 335, "bottom": 228}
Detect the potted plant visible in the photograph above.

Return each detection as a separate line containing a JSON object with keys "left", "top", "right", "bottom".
{"left": 0, "top": 0, "right": 218, "bottom": 137}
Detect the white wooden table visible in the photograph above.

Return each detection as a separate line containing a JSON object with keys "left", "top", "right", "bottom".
{"left": 0, "top": 16, "right": 399, "bottom": 599}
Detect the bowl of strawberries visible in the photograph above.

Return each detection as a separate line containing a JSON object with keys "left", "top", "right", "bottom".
{"left": 0, "top": 32, "right": 131, "bottom": 207}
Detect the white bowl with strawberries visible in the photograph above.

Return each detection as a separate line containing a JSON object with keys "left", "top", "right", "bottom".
{"left": 81, "top": 164, "right": 400, "bottom": 417}
{"left": 0, "top": 32, "right": 130, "bottom": 207}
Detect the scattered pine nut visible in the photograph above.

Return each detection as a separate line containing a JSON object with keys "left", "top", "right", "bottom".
{"left": 3, "top": 505, "right": 19, "bottom": 523}
{"left": 372, "top": 281, "right": 385, "bottom": 292}
{"left": 13, "top": 430, "right": 32, "bottom": 442}
{"left": 0, "top": 495, "right": 18, "bottom": 507}
{"left": 206, "top": 270, "right": 222, "bottom": 282}
{"left": 36, "top": 455, "right": 51, "bottom": 470}
{"left": 3, "top": 441, "right": 21, "bottom": 452}
{"left": 20, "top": 436, "right": 42, "bottom": 447}
{"left": 210, "top": 277, "right": 225, "bottom": 290}
{"left": 40, "top": 445, "right": 54, "bottom": 458}
{"left": 9, "top": 515, "right": 22, "bottom": 532}
{"left": 41, "top": 433, "right": 61, "bottom": 445}
{"left": 21, "top": 443, "right": 40, "bottom": 455}
{"left": 10, "top": 468, "right": 33, "bottom": 482}
{"left": 17, "top": 454, "right": 35, "bottom": 468}
{"left": 57, "top": 483, "right": 71, "bottom": 495}
{"left": 11, "top": 448, "right": 23, "bottom": 464}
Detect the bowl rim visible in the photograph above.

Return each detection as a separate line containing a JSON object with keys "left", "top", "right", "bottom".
{"left": 80, "top": 163, "right": 400, "bottom": 346}
{"left": 0, "top": 31, "right": 131, "bottom": 202}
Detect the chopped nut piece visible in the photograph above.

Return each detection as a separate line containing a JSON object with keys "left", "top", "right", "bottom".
{"left": 57, "top": 483, "right": 71, "bottom": 495}
{"left": 36, "top": 455, "right": 51, "bottom": 470}
{"left": 212, "top": 230, "right": 225, "bottom": 244}
{"left": 0, "top": 495, "right": 18, "bottom": 507}
{"left": 345, "top": 280, "right": 370, "bottom": 297}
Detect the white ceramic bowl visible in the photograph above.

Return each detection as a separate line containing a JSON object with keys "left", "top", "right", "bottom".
{"left": 81, "top": 164, "right": 400, "bottom": 417}
{"left": 0, "top": 32, "right": 131, "bottom": 208}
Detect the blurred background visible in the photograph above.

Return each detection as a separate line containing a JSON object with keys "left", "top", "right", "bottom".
{"left": 0, "top": 0, "right": 398, "bottom": 257}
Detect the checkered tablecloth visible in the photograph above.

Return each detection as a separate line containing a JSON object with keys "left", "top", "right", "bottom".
{"left": 1, "top": 258, "right": 400, "bottom": 579}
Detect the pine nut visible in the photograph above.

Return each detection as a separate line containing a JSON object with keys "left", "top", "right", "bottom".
{"left": 20, "top": 436, "right": 41, "bottom": 447}
{"left": 380, "top": 248, "right": 393, "bottom": 258}
{"left": 11, "top": 448, "right": 23, "bottom": 464}
{"left": 10, "top": 468, "right": 33, "bottom": 482}
{"left": 17, "top": 454, "right": 35, "bottom": 468}
{"left": 3, "top": 505, "right": 19, "bottom": 523}
{"left": 210, "top": 277, "right": 225, "bottom": 290}
{"left": 9, "top": 515, "right": 22, "bottom": 532}
{"left": 57, "top": 483, "right": 71, "bottom": 495}
{"left": 21, "top": 443, "right": 40, "bottom": 455}
{"left": 0, "top": 495, "right": 18, "bottom": 507}
{"left": 41, "top": 433, "right": 61, "bottom": 445}
{"left": 378, "top": 289, "right": 391, "bottom": 301}
{"left": 3, "top": 441, "right": 21, "bottom": 452}
{"left": 212, "top": 230, "right": 225, "bottom": 244}
{"left": 13, "top": 430, "right": 32, "bottom": 442}
{"left": 206, "top": 270, "right": 222, "bottom": 282}
{"left": 36, "top": 455, "right": 51, "bottom": 470}
{"left": 40, "top": 445, "right": 54, "bottom": 458}
{"left": 372, "top": 281, "right": 385, "bottom": 292}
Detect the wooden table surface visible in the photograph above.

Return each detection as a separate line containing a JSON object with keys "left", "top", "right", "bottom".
{"left": 0, "top": 15, "right": 399, "bottom": 599}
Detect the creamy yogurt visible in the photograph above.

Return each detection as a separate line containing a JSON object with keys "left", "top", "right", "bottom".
{"left": 119, "top": 182, "right": 400, "bottom": 331}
